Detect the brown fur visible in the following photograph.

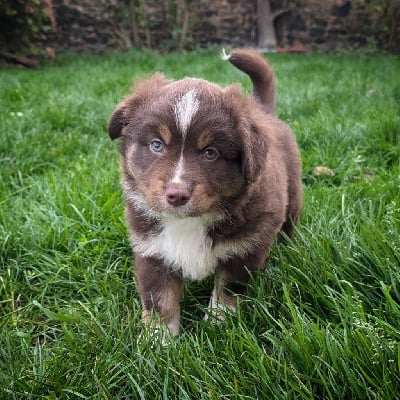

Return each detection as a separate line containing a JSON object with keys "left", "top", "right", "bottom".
{"left": 108, "top": 49, "right": 302, "bottom": 337}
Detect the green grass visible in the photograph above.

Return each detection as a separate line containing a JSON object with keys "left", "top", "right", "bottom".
{"left": 1, "top": 49, "right": 399, "bottom": 399}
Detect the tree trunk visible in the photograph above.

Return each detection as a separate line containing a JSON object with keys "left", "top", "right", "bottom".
{"left": 129, "top": 0, "right": 141, "bottom": 47}
{"left": 257, "top": 0, "right": 277, "bottom": 49}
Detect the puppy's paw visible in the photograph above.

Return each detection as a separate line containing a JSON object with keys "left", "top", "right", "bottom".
{"left": 139, "top": 324, "right": 174, "bottom": 347}
{"left": 140, "top": 310, "right": 180, "bottom": 346}
{"left": 204, "top": 292, "right": 237, "bottom": 322}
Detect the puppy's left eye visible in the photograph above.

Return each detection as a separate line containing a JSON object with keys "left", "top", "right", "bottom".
{"left": 203, "top": 147, "right": 219, "bottom": 161}
{"left": 149, "top": 139, "right": 165, "bottom": 153}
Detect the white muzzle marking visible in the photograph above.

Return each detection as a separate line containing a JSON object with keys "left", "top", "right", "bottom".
{"left": 171, "top": 155, "right": 185, "bottom": 184}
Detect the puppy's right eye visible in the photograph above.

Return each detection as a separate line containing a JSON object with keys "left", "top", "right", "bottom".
{"left": 149, "top": 139, "right": 165, "bottom": 153}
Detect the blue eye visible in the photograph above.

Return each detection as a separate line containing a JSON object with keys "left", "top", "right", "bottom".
{"left": 203, "top": 147, "right": 219, "bottom": 161}
{"left": 150, "top": 139, "right": 165, "bottom": 153}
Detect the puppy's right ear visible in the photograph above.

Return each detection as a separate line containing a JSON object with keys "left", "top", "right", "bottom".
{"left": 108, "top": 102, "right": 127, "bottom": 140}
{"left": 108, "top": 73, "right": 170, "bottom": 141}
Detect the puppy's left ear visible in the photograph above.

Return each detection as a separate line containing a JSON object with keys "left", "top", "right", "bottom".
{"left": 223, "top": 84, "right": 270, "bottom": 184}
{"left": 241, "top": 120, "right": 271, "bottom": 184}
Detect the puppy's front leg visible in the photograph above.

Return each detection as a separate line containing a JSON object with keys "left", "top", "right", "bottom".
{"left": 135, "top": 255, "right": 184, "bottom": 337}
{"left": 207, "top": 252, "right": 268, "bottom": 320}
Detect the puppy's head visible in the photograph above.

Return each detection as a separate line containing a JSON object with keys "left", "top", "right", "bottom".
{"left": 108, "top": 74, "right": 269, "bottom": 218}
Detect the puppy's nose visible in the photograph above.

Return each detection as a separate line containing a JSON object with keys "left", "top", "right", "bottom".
{"left": 165, "top": 184, "right": 191, "bottom": 207}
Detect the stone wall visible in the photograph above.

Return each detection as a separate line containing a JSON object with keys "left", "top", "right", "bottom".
{"left": 50, "top": 0, "right": 257, "bottom": 52}
{"left": 49, "top": 0, "right": 399, "bottom": 53}
{"left": 273, "top": 0, "right": 381, "bottom": 52}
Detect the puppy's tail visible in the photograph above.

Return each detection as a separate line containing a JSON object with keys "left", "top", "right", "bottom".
{"left": 223, "top": 49, "right": 275, "bottom": 115}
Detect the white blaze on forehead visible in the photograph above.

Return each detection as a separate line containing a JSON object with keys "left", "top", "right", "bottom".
{"left": 174, "top": 88, "right": 200, "bottom": 137}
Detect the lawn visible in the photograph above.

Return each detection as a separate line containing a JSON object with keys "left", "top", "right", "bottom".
{"left": 0, "top": 49, "right": 399, "bottom": 399}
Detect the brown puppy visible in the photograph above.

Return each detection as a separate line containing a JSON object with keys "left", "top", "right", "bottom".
{"left": 108, "top": 49, "right": 302, "bottom": 336}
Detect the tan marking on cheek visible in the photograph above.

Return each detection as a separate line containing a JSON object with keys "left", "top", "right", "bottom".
{"left": 138, "top": 176, "right": 166, "bottom": 208}
{"left": 197, "top": 131, "right": 215, "bottom": 150}
{"left": 126, "top": 143, "right": 139, "bottom": 178}
{"left": 191, "top": 183, "right": 218, "bottom": 213}
{"left": 159, "top": 125, "right": 172, "bottom": 145}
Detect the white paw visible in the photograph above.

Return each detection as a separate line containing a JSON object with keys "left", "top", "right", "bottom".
{"left": 204, "top": 290, "right": 236, "bottom": 322}
{"left": 139, "top": 312, "right": 180, "bottom": 346}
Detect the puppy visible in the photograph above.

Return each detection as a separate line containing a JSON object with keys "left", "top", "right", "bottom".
{"left": 108, "top": 49, "right": 302, "bottom": 336}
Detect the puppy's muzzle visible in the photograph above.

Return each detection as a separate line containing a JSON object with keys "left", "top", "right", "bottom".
{"left": 165, "top": 183, "right": 191, "bottom": 207}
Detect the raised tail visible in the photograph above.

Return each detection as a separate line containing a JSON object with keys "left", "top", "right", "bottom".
{"left": 223, "top": 49, "right": 275, "bottom": 115}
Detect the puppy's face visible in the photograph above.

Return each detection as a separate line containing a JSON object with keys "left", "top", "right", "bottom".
{"left": 109, "top": 75, "right": 269, "bottom": 218}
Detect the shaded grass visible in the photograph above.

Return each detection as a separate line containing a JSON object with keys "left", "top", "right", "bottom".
{"left": 0, "top": 49, "right": 399, "bottom": 399}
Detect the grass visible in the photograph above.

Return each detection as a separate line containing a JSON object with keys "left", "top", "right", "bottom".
{"left": 0, "top": 48, "right": 399, "bottom": 399}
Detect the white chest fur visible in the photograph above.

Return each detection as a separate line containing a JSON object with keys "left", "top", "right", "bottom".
{"left": 133, "top": 215, "right": 217, "bottom": 280}
{"left": 133, "top": 214, "right": 255, "bottom": 280}
{"left": 126, "top": 187, "right": 258, "bottom": 280}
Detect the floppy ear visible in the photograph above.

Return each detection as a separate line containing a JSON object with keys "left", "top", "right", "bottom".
{"left": 223, "top": 85, "right": 271, "bottom": 184}
{"left": 241, "top": 120, "right": 270, "bottom": 184}
{"left": 108, "top": 102, "right": 128, "bottom": 140}
{"left": 108, "top": 73, "right": 170, "bottom": 141}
